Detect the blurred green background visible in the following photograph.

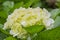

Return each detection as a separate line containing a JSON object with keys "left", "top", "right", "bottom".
{"left": 0, "top": 0, "right": 60, "bottom": 40}
{"left": 0, "top": 0, "right": 60, "bottom": 24}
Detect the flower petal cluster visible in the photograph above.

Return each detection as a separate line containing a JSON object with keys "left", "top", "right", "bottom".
{"left": 3, "top": 7, "right": 54, "bottom": 39}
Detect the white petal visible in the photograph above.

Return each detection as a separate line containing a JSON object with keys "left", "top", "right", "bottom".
{"left": 10, "top": 30, "right": 14, "bottom": 35}
{"left": 13, "top": 33, "right": 19, "bottom": 37}
{"left": 20, "top": 21, "right": 27, "bottom": 27}
{"left": 43, "top": 18, "right": 54, "bottom": 27}
{"left": 43, "top": 8, "right": 51, "bottom": 18}
{"left": 10, "top": 30, "right": 19, "bottom": 37}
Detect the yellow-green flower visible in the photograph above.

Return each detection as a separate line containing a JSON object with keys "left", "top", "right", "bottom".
{"left": 3, "top": 7, "right": 54, "bottom": 39}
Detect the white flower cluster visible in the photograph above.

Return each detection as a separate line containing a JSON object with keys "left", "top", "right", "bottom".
{"left": 3, "top": 7, "right": 54, "bottom": 39}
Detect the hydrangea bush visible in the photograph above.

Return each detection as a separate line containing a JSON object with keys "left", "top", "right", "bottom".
{"left": 3, "top": 7, "right": 54, "bottom": 39}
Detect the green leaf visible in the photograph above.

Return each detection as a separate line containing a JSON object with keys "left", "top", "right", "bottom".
{"left": 14, "top": 2, "right": 23, "bottom": 8}
{"left": 24, "top": 0, "right": 38, "bottom": 8}
{"left": 10, "top": 2, "right": 24, "bottom": 12}
{"left": 0, "top": 28, "right": 10, "bottom": 36}
{"left": 53, "top": 16, "right": 60, "bottom": 27}
{"left": 32, "top": 0, "right": 42, "bottom": 7}
{"left": 32, "top": 2, "right": 42, "bottom": 8}
{"left": 50, "top": 9, "right": 60, "bottom": 19}
{"left": 32, "top": 26, "right": 60, "bottom": 40}
{"left": 0, "top": 32, "right": 8, "bottom": 40}
{"left": 0, "top": 11, "right": 8, "bottom": 18}
{"left": 0, "top": 25, "right": 10, "bottom": 36}
{"left": 4, "top": 36, "right": 17, "bottom": 40}
{"left": 0, "top": 17, "right": 6, "bottom": 24}
{"left": 0, "top": 24, "right": 3, "bottom": 28}
{"left": 0, "top": 24, "right": 8, "bottom": 40}
{"left": 3, "top": 1, "right": 14, "bottom": 12}
{"left": 24, "top": 25, "right": 45, "bottom": 34}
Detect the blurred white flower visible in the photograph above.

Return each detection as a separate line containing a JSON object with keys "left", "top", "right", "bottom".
{"left": 43, "top": 18, "right": 54, "bottom": 29}
{"left": 3, "top": 7, "right": 54, "bottom": 39}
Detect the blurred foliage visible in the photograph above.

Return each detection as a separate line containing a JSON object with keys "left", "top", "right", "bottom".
{"left": 53, "top": 16, "right": 60, "bottom": 27}
{"left": 24, "top": 25, "right": 45, "bottom": 34}
{"left": 50, "top": 9, "right": 60, "bottom": 19}
{"left": 32, "top": 26, "right": 60, "bottom": 40}
{"left": 5, "top": 36, "right": 17, "bottom": 40}
{"left": 0, "top": 0, "right": 60, "bottom": 40}
{"left": 0, "top": 32, "right": 8, "bottom": 40}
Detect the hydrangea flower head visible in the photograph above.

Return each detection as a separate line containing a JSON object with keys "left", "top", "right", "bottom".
{"left": 3, "top": 7, "right": 54, "bottom": 39}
